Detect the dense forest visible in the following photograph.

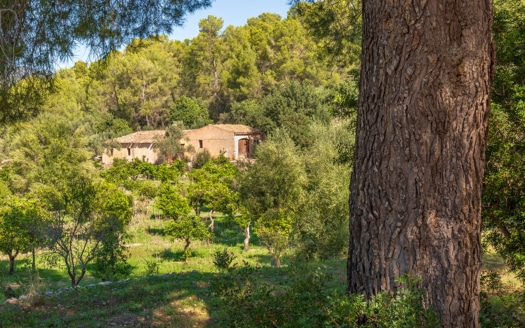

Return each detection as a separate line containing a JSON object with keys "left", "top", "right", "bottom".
{"left": 0, "top": 6, "right": 358, "bottom": 262}
{"left": 0, "top": 0, "right": 524, "bottom": 326}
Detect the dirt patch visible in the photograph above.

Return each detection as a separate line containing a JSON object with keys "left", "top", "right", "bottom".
{"left": 124, "top": 243, "right": 143, "bottom": 247}
{"left": 104, "top": 311, "right": 142, "bottom": 327}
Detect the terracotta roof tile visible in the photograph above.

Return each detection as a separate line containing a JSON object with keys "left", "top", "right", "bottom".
{"left": 113, "top": 130, "right": 165, "bottom": 144}
{"left": 112, "top": 125, "right": 262, "bottom": 145}
{"left": 212, "top": 124, "right": 261, "bottom": 134}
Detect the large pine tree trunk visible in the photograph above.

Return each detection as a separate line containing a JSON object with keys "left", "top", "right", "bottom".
{"left": 348, "top": 1, "right": 493, "bottom": 327}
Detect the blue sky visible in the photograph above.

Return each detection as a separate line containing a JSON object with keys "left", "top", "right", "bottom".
{"left": 171, "top": 0, "right": 291, "bottom": 41}
{"left": 61, "top": 1, "right": 290, "bottom": 68}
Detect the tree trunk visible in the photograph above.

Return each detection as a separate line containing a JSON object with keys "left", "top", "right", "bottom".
{"left": 348, "top": 1, "right": 494, "bottom": 327}
{"left": 266, "top": 245, "right": 280, "bottom": 268}
{"left": 272, "top": 253, "right": 280, "bottom": 268}
{"left": 183, "top": 238, "right": 191, "bottom": 262}
{"left": 8, "top": 254, "right": 16, "bottom": 275}
{"left": 208, "top": 210, "right": 215, "bottom": 233}
{"left": 68, "top": 268, "right": 77, "bottom": 287}
{"left": 73, "top": 268, "right": 87, "bottom": 288}
{"left": 32, "top": 248, "right": 36, "bottom": 272}
{"left": 243, "top": 225, "right": 250, "bottom": 252}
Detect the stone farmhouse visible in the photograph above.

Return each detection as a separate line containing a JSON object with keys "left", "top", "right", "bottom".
{"left": 182, "top": 124, "right": 263, "bottom": 161}
{"left": 101, "top": 130, "right": 165, "bottom": 165}
{"left": 101, "top": 124, "right": 263, "bottom": 165}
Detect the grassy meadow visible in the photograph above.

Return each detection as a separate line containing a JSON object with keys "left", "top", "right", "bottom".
{"left": 0, "top": 201, "right": 346, "bottom": 327}
{"left": 0, "top": 202, "right": 522, "bottom": 327}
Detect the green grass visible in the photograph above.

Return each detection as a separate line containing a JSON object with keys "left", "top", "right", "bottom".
{"left": 0, "top": 204, "right": 523, "bottom": 327}
{"left": 1, "top": 272, "right": 219, "bottom": 327}
{"left": 0, "top": 259, "right": 347, "bottom": 327}
{"left": 480, "top": 248, "right": 525, "bottom": 327}
{"left": 123, "top": 208, "right": 271, "bottom": 275}
{"left": 0, "top": 203, "right": 305, "bottom": 327}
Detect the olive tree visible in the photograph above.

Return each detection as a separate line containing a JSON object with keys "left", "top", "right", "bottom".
{"left": 239, "top": 132, "right": 307, "bottom": 266}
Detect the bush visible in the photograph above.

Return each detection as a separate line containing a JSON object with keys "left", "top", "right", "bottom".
{"left": 92, "top": 241, "right": 133, "bottom": 282}
{"left": 479, "top": 270, "right": 525, "bottom": 327}
{"left": 192, "top": 149, "right": 211, "bottom": 169}
{"left": 213, "top": 248, "right": 237, "bottom": 272}
{"left": 143, "top": 258, "right": 160, "bottom": 276}
{"left": 210, "top": 263, "right": 440, "bottom": 327}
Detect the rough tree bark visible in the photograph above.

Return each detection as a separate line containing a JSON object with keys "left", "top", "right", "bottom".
{"left": 347, "top": 1, "right": 494, "bottom": 327}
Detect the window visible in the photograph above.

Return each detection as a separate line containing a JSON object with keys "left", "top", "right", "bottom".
{"left": 198, "top": 140, "right": 203, "bottom": 148}
{"left": 127, "top": 148, "right": 131, "bottom": 156}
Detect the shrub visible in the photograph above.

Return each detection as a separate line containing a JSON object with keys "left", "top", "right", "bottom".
{"left": 192, "top": 149, "right": 211, "bottom": 169}
{"left": 211, "top": 263, "right": 440, "bottom": 327}
{"left": 479, "top": 270, "right": 525, "bottom": 327}
{"left": 213, "top": 248, "right": 237, "bottom": 272}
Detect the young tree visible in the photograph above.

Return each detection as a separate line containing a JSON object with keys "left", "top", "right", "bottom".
{"left": 91, "top": 181, "right": 134, "bottom": 281}
{"left": 156, "top": 183, "right": 192, "bottom": 221}
{"left": 239, "top": 133, "right": 307, "bottom": 266}
{"left": 191, "top": 148, "right": 212, "bottom": 169}
{"left": 254, "top": 209, "right": 294, "bottom": 268}
{"left": 188, "top": 156, "right": 239, "bottom": 231}
{"left": 186, "top": 178, "right": 208, "bottom": 216}
{"left": 235, "top": 206, "right": 252, "bottom": 252}
{"left": 41, "top": 175, "right": 132, "bottom": 287}
{"left": 156, "top": 183, "right": 210, "bottom": 261}
{"left": 0, "top": 196, "right": 46, "bottom": 274}
{"left": 347, "top": 1, "right": 494, "bottom": 327}
{"left": 295, "top": 121, "right": 353, "bottom": 260}
{"left": 156, "top": 122, "right": 187, "bottom": 162}
{"left": 165, "top": 216, "right": 211, "bottom": 262}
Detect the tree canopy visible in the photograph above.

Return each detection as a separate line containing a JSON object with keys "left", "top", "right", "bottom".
{"left": 482, "top": 0, "right": 525, "bottom": 281}
{"left": 0, "top": 0, "right": 212, "bottom": 123}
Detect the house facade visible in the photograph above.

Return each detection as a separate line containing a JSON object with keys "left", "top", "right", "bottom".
{"left": 183, "top": 124, "right": 263, "bottom": 161}
{"left": 101, "top": 130, "right": 165, "bottom": 165}
{"left": 102, "top": 124, "right": 263, "bottom": 165}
